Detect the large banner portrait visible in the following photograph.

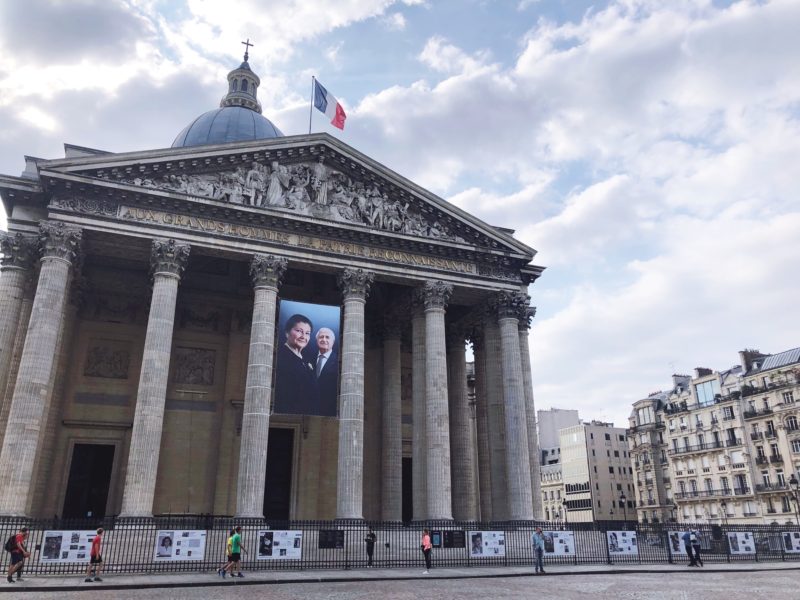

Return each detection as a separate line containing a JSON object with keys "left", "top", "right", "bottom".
{"left": 153, "top": 530, "right": 207, "bottom": 561}
{"left": 274, "top": 300, "right": 341, "bottom": 417}
{"left": 40, "top": 530, "right": 97, "bottom": 563}
{"left": 607, "top": 530, "right": 638, "bottom": 556}
{"left": 257, "top": 530, "right": 303, "bottom": 559}
{"left": 543, "top": 530, "right": 575, "bottom": 556}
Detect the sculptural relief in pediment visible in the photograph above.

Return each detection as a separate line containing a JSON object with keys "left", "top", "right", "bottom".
{"left": 112, "top": 158, "right": 468, "bottom": 243}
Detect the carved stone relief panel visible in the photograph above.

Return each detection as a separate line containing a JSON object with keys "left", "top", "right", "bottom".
{"left": 83, "top": 340, "right": 132, "bottom": 380}
{"left": 176, "top": 304, "right": 229, "bottom": 334}
{"left": 172, "top": 347, "right": 216, "bottom": 386}
{"left": 113, "top": 158, "right": 471, "bottom": 243}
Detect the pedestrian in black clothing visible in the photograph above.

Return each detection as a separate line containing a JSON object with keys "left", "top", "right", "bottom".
{"left": 365, "top": 527, "right": 377, "bottom": 567}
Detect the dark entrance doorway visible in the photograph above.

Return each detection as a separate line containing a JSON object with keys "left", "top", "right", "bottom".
{"left": 263, "top": 428, "right": 294, "bottom": 520}
{"left": 402, "top": 457, "right": 412, "bottom": 523}
{"left": 62, "top": 444, "right": 115, "bottom": 519}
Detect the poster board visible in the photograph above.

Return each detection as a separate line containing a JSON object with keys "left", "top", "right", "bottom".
{"left": 468, "top": 531, "right": 505, "bottom": 557}
{"left": 40, "top": 530, "right": 97, "bottom": 563}
{"left": 442, "top": 530, "right": 466, "bottom": 549}
{"left": 782, "top": 531, "right": 800, "bottom": 553}
{"left": 153, "top": 530, "right": 207, "bottom": 561}
{"left": 607, "top": 530, "right": 638, "bottom": 556}
{"left": 668, "top": 531, "right": 689, "bottom": 555}
{"left": 543, "top": 530, "right": 575, "bottom": 556}
{"left": 727, "top": 531, "right": 755, "bottom": 554}
{"left": 318, "top": 529, "right": 344, "bottom": 549}
{"left": 256, "top": 530, "right": 302, "bottom": 559}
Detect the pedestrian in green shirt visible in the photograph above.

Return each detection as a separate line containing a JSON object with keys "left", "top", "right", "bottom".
{"left": 228, "top": 526, "right": 247, "bottom": 578}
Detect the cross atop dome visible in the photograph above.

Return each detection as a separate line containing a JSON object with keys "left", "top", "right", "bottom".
{"left": 242, "top": 38, "right": 253, "bottom": 63}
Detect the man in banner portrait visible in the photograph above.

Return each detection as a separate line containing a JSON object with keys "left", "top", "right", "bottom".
{"left": 273, "top": 300, "right": 341, "bottom": 417}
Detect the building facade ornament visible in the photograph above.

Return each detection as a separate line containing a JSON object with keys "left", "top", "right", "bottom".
{"left": 337, "top": 268, "right": 374, "bottom": 301}
{"left": 150, "top": 239, "right": 191, "bottom": 277}
{"left": 115, "top": 160, "right": 468, "bottom": 243}
{"left": 495, "top": 290, "right": 530, "bottom": 320}
{"left": 422, "top": 280, "right": 452, "bottom": 310}
{"left": 39, "top": 221, "right": 82, "bottom": 263}
{"left": 0, "top": 232, "right": 38, "bottom": 269}
{"left": 249, "top": 254, "right": 288, "bottom": 288}
{"left": 518, "top": 305, "right": 537, "bottom": 331}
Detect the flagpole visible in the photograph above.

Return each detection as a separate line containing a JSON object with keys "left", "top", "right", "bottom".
{"left": 308, "top": 76, "right": 314, "bottom": 134}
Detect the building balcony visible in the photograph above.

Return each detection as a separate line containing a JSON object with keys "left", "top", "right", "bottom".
{"left": 755, "top": 456, "right": 769, "bottom": 465}
{"left": 667, "top": 440, "right": 725, "bottom": 456}
{"left": 726, "top": 438, "right": 743, "bottom": 447}
{"left": 744, "top": 408, "right": 773, "bottom": 420}
{"left": 751, "top": 432, "right": 764, "bottom": 441}
{"left": 766, "top": 508, "right": 777, "bottom": 514}
{"left": 769, "top": 454, "right": 784, "bottom": 464}
{"left": 734, "top": 486, "right": 752, "bottom": 496}
{"left": 755, "top": 483, "right": 788, "bottom": 493}
{"left": 662, "top": 477, "right": 671, "bottom": 484}
{"left": 765, "top": 430, "right": 778, "bottom": 439}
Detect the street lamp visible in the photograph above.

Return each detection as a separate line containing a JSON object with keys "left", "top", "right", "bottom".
{"left": 620, "top": 493, "right": 628, "bottom": 529}
{"left": 562, "top": 498, "right": 569, "bottom": 528}
{"left": 720, "top": 499, "right": 728, "bottom": 527}
{"left": 790, "top": 474, "right": 800, "bottom": 527}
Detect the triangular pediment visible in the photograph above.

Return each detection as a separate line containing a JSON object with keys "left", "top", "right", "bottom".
{"left": 36, "top": 134, "right": 536, "bottom": 261}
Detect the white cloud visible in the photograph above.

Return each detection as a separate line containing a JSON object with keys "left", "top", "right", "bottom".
{"left": 383, "top": 12, "right": 407, "bottom": 30}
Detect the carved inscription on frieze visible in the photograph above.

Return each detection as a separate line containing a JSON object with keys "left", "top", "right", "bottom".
{"left": 173, "top": 347, "right": 216, "bottom": 386}
{"left": 119, "top": 206, "right": 480, "bottom": 276}
{"left": 83, "top": 341, "right": 132, "bottom": 379}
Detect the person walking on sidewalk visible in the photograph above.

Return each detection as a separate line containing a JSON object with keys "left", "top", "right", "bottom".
{"left": 226, "top": 526, "right": 248, "bottom": 578}
{"left": 682, "top": 530, "right": 696, "bottom": 566}
{"left": 531, "top": 527, "right": 546, "bottom": 574}
{"left": 218, "top": 528, "right": 235, "bottom": 578}
{"left": 84, "top": 528, "right": 104, "bottom": 583}
{"left": 365, "top": 527, "right": 377, "bottom": 567}
{"left": 421, "top": 529, "right": 432, "bottom": 574}
{"left": 5, "top": 527, "right": 29, "bottom": 583}
{"left": 690, "top": 530, "right": 703, "bottom": 567}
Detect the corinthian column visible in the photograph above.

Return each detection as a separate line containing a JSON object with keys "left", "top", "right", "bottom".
{"left": 519, "top": 306, "right": 542, "bottom": 519}
{"left": 0, "top": 221, "right": 81, "bottom": 516}
{"left": 335, "top": 268, "right": 373, "bottom": 520}
{"left": 483, "top": 305, "right": 508, "bottom": 520}
{"left": 236, "top": 254, "right": 287, "bottom": 518}
{"left": 447, "top": 326, "right": 477, "bottom": 521}
{"left": 497, "top": 291, "right": 534, "bottom": 520}
{"left": 0, "top": 233, "right": 36, "bottom": 443}
{"left": 423, "top": 280, "right": 453, "bottom": 520}
{"left": 381, "top": 314, "right": 402, "bottom": 521}
{"left": 470, "top": 328, "right": 493, "bottom": 520}
{"left": 411, "top": 295, "right": 427, "bottom": 521}
{"left": 120, "top": 239, "right": 190, "bottom": 517}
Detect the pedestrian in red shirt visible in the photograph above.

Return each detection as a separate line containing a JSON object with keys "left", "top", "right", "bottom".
{"left": 6, "top": 527, "right": 29, "bottom": 583}
{"left": 84, "top": 528, "right": 104, "bottom": 583}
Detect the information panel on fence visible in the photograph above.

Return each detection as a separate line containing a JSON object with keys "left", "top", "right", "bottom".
{"left": 318, "top": 529, "right": 344, "bottom": 549}
{"left": 783, "top": 531, "right": 800, "bottom": 553}
{"left": 668, "top": 531, "right": 688, "bottom": 554}
{"left": 154, "top": 530, "right": 207, "bottom": 561}
{"left": 543, "top": 531, "right": 575, "bottom": 556}
{"left": 443, "top": 530, "right": 466, "bottom": 549}
{"left": 727, "top": 532, "right": 755, "bottom": 554}
{"left": 607, "top": 530, "right": 638, "bottom": 556}
{"left": 40, "top": 530, "right": 97, "bottom": 563}
{"left": 257, "top": 530, "right": 303, "bottom": 559}
{"left": 469, "top": 531, "right": 505, "bottom": 557}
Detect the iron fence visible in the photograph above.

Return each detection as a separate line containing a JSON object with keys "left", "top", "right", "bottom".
{"left": 1, "top": 517, "right": 799, "bottom": 575}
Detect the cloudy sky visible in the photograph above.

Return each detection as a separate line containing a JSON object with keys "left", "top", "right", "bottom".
{"left": 1, "top": 0, "right": 798, "bottom": 429}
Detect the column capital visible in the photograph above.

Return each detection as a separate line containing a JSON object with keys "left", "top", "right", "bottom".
{"left": 337, "top": 268, "right": 374, "bottom": 301}
{"left": 517, "top": 305, "right": 537, "bottom": 331}
{"left": 150, "top": 238, "right": 190, "bottom": 277}
{"left": 250, "top": 254, "right": 287, "bottom": 288}
{"left": 495, "top": 290, "right": 530, "bottom": 321}
{"left": 39, "top": 221, "right": 82, "bottom": 263}
{"left": 0, "top": 232, "right": 37, "bottom": 270}
{"left": 421, "top": 280, "right": 452, "bottom": 310}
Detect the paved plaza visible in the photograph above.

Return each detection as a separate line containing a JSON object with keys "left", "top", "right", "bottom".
{"left": 2, "top": 564, "right": 798, "bottom": 599}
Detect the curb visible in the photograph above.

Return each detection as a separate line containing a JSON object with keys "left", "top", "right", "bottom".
{"left": 3, "top": 564, "right": 800, "bottom": 593}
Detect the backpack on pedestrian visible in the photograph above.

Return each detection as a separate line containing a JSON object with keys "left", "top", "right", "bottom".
{"left": 3, "top": 535, "right": 16, "bottom": 553}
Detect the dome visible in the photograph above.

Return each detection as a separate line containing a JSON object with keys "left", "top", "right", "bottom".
{"left": 171, "top": 46, "right": 284, "bottom": 148}
{"left": 171, "top": 106, "right": 283, "bottom": 148}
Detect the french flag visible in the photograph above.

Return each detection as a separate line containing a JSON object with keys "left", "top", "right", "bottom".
{"left": 313, "top": 78, "right": 347, "bottom": 130}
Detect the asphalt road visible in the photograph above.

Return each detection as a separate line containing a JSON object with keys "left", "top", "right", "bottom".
{"left": 15, "top": 570, "right": 797, "bottom": 599}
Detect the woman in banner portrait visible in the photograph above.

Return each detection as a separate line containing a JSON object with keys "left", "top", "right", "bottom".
{"left": 274, "top": 313, "right": 319, "bottom": 415}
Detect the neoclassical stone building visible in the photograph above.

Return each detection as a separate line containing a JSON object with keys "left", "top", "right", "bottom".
{"left": 0, "top": 57, "right": 545, "bottom": 522}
